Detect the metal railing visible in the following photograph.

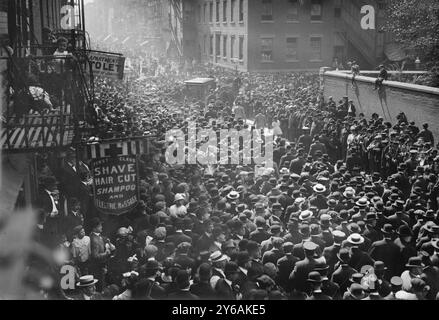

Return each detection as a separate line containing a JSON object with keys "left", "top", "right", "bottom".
{"left": 1, "top": 53, "right": 93, "bottom": 152}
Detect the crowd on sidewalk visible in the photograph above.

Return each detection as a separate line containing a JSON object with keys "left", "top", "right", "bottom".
{"left": 30, "top": 46, "right": 439, "bottom": 300}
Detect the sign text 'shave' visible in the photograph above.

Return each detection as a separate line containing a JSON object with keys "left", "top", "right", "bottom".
{"left": 92, "top": 156, "right": 139, "bottom": 215}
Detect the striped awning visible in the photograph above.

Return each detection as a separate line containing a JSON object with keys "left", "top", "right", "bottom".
{"left": 1, "top": 108, "right": 75, "bottom": 152}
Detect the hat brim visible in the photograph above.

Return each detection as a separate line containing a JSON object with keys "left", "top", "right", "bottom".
{"left": 349, "top": 291, "right": 367, "bottom": 300}
{"left": 211, "top": 255, "right": 228, "bottom": 263}
{"left": 76, "top": 279, "right": 98, "bottom": 287}
{"left": 405, "top": 263, "right": 424, "bottom": 268}
{"left": 348, "top": 239, "right": 365, "bottom": 246}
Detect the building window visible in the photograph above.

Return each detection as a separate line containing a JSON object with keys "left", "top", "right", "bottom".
{"left": 261, "top": 38, "right": 273, "bottom": 61}
{"left": 204, "top": 3, "right": 208, "bottom": 22}
{"left": 231, "top": 35, "right": 236, "bottom": 59}
{"left": 286, "top": 37, "right": 298, "bottom": 60}
{"left": 210, "top": 35, "right": 214, "bottom": 55}
{"left": 223, "top": 0, "right": 227, "bottom": 22}
{"left": 216, "top": 1, "right": 220, "bottom": 22}
{"left": 198, "top": 4, "right": 202, "bottom": 22}
{"left": 231, "top": 0, "right": 236, "bottom": 22}
{"left": 334, "top": 7, "right": 341, "bottom": 18}
{"left": 287, "top": 0, "right": 299, "bottom": 21}
{"left": 261, "top": 0, "right": 273, "bottom": 21}
{"left": 310, "top": 37, "right": 322, "bottom": 60}
{"left": 239, "top": 0, "right": 244, "bottom": 22}
{"left": 311, "top": 0, "right": 322, "bottom": 21}
{"left": 204, "top": 35, "right": 208, "bottom": 54}
{"left": 216, "top": 33, "right": 221, "bottom": 57}
{"left": 223, "top": 35, "right": 228, "bottom": 58}
{"left": 209, "top": 2, "right": 213, "bottom": 22}
{"left": 239, "top": 36, "right": 244, "bottom": 60}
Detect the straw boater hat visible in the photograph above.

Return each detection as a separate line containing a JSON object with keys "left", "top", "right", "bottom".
{"left": 313, "top": 184, "right": 327, "bottom": 194}
{"left": 76, "top": 275, "right": 98, "bottom": 288}
{"left": 347, "top": 233, "right": 365, "bottom": 246}
{"left": 209, "top": 251, "right": 228, "bottom": 263}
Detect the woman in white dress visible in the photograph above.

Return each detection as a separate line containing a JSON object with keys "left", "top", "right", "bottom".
{"left": 272, "top": 117, "right": 283, "bottom": 138}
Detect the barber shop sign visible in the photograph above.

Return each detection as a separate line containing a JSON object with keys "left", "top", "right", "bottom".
{"left": 87, "top": 141, "right": 144, "bottom": 216}
{"left": 91, "top": 155, "right": 139, "bottom": 216}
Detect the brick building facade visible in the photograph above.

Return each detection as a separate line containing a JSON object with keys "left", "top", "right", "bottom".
{"left": 193, "top": 0, "right": 389, "bottom": 72}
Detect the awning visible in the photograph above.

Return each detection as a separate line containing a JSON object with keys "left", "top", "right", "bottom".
{"left": 0, "top": 109, "right": 75, "bottom": 151}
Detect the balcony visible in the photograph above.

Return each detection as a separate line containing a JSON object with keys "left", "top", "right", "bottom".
{"left": 1, "top": 54, "right": 93, "bottom": 153}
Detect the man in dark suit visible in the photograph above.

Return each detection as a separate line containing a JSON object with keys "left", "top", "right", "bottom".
{"left": 363, "top": 213, "right": 382, "bottom": 244}
{"left": 235, "top": 251, "right": 250, "bottom": 288}
{"left": 168, "top": 270, "right": 200, "bottom": 300}
{"left": 195, "top": 220, "right": 214, "bottom": 254}
{"left": 346, "top": 234, "right": 375, "bottom": 271}
{"left": 277, "top": 242, "right": 299, "bottom": 291}
{"left": 183, "top": 217, "right": 200, "bottom": 243}
{"left": 306, "top": 272, "right": 332, "bottom": 300}
{"left": 190, "top": 263, "right": 216, "bottom": 300}
{"left": 215, "top": 262, "right": 241, "bottom": 300}
{"left": 249, "top": 217, "right": 270, "bottom": 244}
{"left": 89, "top": 218, "right": 112, "bottom": 291}
{"left": 174, "top": 242, "right": 196, "bottom": 274}
{"left": 247, "top": 241, "right": 264, "bottom": 270}
{"left": 394, "top": 224, "right": 417, "bottom": 275}
{"left": 141, "top": 260, "right": 167, "bottom": 300}
{"left": 368, "top": 224, "right": 401, "bottom": 279}
{"left": 35, "top": 176, "right": 61, "bottom": 248}
{"left": 166, "top": 219, "right": 193, "bottom": 246}
{"left": 331, "top": 248, "right": 358, "bottom": 294}
{"left": 288, "top": 242, "right": 319, "bottom": 294}
{"left": 62, "top": 197, "right": 84, "bottom": 241}
{"left": 262, "top": 237, "right": 284, "bottom": 265}
{"left": 314, "top": 261, "right": 341, "bottom": 300}
{"left": 293, "top": 225, "right": 313, "bottom": 260}
{"left": 323, "top": 230, "right": 346, "bottom": 274}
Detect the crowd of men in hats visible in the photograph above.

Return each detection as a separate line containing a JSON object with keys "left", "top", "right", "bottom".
{"left": 28, "top": 39, "right": 439, "bottom": 300}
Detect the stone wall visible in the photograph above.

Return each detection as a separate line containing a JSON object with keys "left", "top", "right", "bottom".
{"left": 323, "top": 70, "right": 439, "bottom": 142}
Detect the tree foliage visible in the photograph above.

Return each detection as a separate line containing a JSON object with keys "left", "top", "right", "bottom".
{"left": 382, "top": 0, "right": 439, "bottom": 67}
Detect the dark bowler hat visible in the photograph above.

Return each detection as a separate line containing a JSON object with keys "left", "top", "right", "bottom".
{"left": 406, "top": 257, "right": 424, "bottom": 268}
{"left": 348, "top": 283, "right": 367, "bottom": 300}
{"left": 337, "top": 248, "right": 350, "bottom": 263}
{"left": 365, "top": 212, "right": 377, "bottom": 222}
{"left": 307, "top": 271, "right": 323, "bottom": 283}
{"left": 397, "top": 225, "right": 413, "bottom": 238}
{"left": 381, "top": 224, "right": 394, "bottom": 235}
{"left": 374, "top": 261, "right": 388, "bottom": 272}
{"left": 314, "top": 260, "right": 330, "bottom": 272}
{"left": 350, "top": 273, "right": 364, "bottom": 284}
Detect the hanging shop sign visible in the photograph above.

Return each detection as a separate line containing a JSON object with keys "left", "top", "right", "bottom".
{"left": 91, "top": 155, "right": 139, "bottom": 215}
{"left": 87, "top": 51, "right": 126, "bottom": 80}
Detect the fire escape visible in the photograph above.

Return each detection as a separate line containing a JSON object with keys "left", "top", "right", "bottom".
{"left": 1, "top": 0, "right": 94, "bottom": 153}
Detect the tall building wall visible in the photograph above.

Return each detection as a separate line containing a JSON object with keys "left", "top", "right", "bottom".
{"left": 247, "top": 0, "right": 340, "bottom": 72}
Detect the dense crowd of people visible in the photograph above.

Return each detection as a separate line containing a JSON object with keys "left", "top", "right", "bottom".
{"left": 30, "top": 41, "right": 439, "bottom": 300}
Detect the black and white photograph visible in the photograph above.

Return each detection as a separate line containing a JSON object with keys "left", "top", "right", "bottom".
{"left": 0, "top": 0, "right": 439, "bottom": 305}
